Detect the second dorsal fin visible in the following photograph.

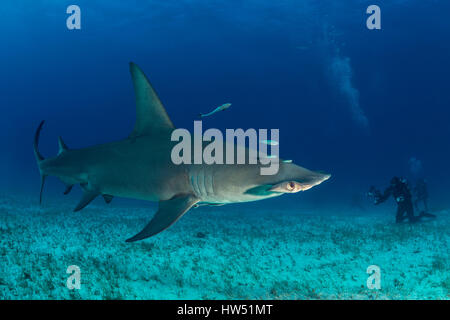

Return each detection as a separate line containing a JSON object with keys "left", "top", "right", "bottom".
{"left": 57, "top": 136, "right": 68, "bottom": 155}
{"left": 128, "top": 62, "right": 174, "bottom": 138}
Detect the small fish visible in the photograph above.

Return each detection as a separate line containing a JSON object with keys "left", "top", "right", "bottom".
{"left": 199, "top": 103, "right": 231, "bottom": 118}
{"left": 260, "top": 140, "right": 279, "bottom": 146}
{"left": 282, "top": 159, "right": 293, "bottom": 163}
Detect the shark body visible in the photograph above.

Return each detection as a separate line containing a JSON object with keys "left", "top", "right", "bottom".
{"left": 34, "top": 63, "right": 330, "bottom": 242}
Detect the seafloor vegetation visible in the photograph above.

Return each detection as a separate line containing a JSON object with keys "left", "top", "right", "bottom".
{"left": 0, "top": 195, "right": 448, "bottom": 299}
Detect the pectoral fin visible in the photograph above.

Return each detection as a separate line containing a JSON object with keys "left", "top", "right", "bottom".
{"left": 63, "top": 184, "right": 73, "bottom": 195}
{"left": 74, "top": 190, "right": 99, "bottom": 212}
{"left": 126, "top": 194, "right": 199, "bottom": 242}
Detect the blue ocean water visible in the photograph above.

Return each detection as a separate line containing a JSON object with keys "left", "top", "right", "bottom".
{"left": 0, "top": 1, "right": 449, "bottom": 299}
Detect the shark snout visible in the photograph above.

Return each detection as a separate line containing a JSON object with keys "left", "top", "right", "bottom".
{"left": 296, "top": 171, "right": 331, "bottom": 191}
{"left": 312, "top": 171, "right": 331, "bottom": 185}
{"left": 319, "top": 172, "right": 331, "bottom": 182}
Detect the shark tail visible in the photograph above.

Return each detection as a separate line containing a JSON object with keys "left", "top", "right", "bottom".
{"left": 34, "top": 120, "right": 47, "bottom": 204}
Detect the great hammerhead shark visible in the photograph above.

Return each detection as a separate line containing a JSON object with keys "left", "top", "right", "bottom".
{"left": 34, "top": 62, "right": 330, "bottom": 242}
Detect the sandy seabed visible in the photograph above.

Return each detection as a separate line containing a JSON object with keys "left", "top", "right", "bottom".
{"left": 0, "top": 196, "right": 449, "bottom": 300}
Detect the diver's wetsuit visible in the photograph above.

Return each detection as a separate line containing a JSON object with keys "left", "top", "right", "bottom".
{"left": 375, "top": 177, "right": 418, "bottom": 223}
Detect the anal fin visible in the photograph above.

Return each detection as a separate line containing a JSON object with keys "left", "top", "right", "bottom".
{"left": 103, "top": 194, "right": 113, "bottom": 204}
{"left": 126, "top": 194, "right": 199, "bottom": 242}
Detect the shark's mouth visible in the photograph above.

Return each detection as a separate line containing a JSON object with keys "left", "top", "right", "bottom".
{"left": 244, "top": 184, "right": 277, "bottom": 196}
{"left": 245, "top": 175, "right": 330, "bottom": 196}
{"left": 245, "top": 181, "right": 304, "bottom": 196}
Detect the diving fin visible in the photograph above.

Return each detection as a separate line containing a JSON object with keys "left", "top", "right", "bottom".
{"left": 419, "top": 211, "right": 437, "bottom": 219}
{"left": 126, "top": 194, "right": 199, "bottom": 242}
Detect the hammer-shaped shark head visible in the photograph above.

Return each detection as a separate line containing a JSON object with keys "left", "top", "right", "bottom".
{"left": 268, "top": 170, "right": 331, "bottom": 193}
{"left": 243, "top": 162, "right": 330, "bottom": 199}
{"left": 209, "top": 159, "right": 330, "bottom": 204}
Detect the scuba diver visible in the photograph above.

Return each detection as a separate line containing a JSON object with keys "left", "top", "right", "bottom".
{"left": 413, "top": 178, "right": 429, "bottom": 212}
{"left": 368, "top": 177, "right": 436, "bottom": 223}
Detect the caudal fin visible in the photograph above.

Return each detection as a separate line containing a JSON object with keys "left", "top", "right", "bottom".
{"left": 34, "top": 120, "right": 47, "bottom": 204}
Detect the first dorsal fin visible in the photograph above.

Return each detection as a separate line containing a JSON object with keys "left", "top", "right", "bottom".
{"left": 57, "top": 136, "right": 68, "bottom": 155}
{"left": 128, "top": 62, "right": 174, "bottom": 138}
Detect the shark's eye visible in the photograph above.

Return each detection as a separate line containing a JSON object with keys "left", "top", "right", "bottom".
{"left": 287, "top": 182, "right": 295, "bottom": 191}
